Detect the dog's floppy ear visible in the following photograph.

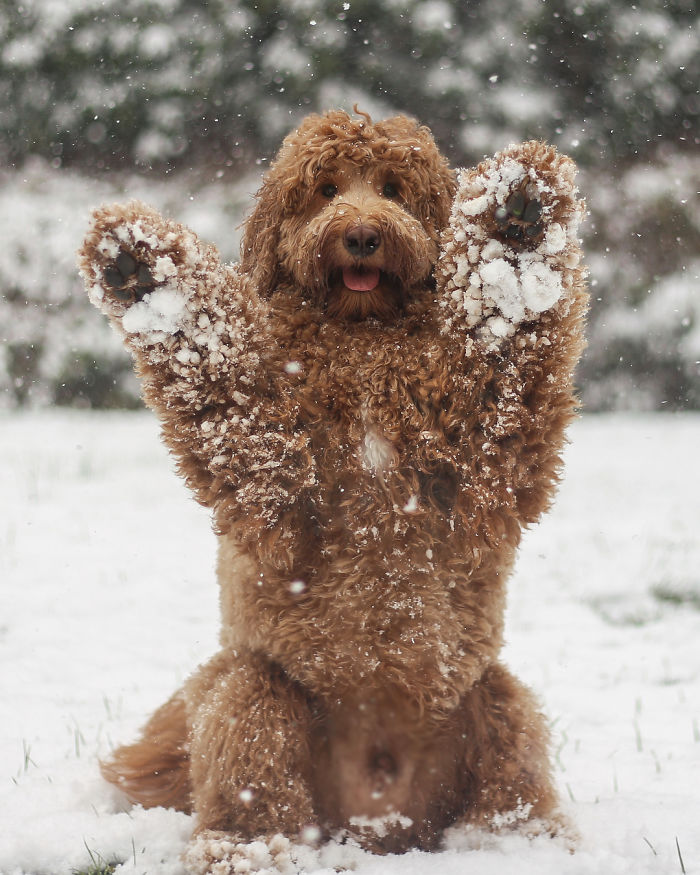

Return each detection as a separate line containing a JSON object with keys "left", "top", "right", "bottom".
{"left": 239, "top": 171, "right": 284, "bottom": 299}
{"left": 240, "top": 116, "right": 328, "bottom": 297}
{"left": 240, "top": 115, "right": 325, "bottom": 298}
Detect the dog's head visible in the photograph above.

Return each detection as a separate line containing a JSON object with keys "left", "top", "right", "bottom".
{"left": 241, "top": 109, "right": 456, "bottom": 320}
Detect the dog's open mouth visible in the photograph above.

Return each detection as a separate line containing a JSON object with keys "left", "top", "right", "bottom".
{"left": 326, "top": 267, "right": 404, "bottom": 320}
{"left": 342, "top": 266, "right": 381, "bottom": 292}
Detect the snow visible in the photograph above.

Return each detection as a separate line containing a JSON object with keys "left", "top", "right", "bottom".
{"left": 348, "top": 813, "right": 414, "bottom": 839}
{"left": 1, "top": 410, "right": 699, "bottom": 875}
{"left": 121, "top": 287, "right": 189, "bottom": 336}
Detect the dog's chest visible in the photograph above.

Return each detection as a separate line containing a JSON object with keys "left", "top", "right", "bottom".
{"left": 361, "top": 421, "right": 395, "bottom": 474}
{"left": 306, "top": 370, "right": 425, "bottom": 483}
{"left": 290, "top": 331, "right": 443, "bottom": 472}
{"left": 271, "top": 316, "right": 463, "bottom": 529}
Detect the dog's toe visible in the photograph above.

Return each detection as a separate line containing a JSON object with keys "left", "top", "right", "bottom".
{"left": 495, "top": 191, "right": 545, "bottom": 247}
{"left": 102, "top": 248, "right": 156, "bottom": 303}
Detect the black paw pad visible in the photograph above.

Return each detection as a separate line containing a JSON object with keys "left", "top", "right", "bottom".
{"left": 494, "top": 190, "right": 544, "bottom": 246}
{"left": 103, "top": 249, "right": 156, "bottom": 302}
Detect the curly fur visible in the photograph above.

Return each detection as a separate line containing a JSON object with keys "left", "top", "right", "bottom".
{"left": 78, "top": 109, "right": 588, "bottom": 872}
{"left": 240, "top": 110, "right": 455, "bottom": 305}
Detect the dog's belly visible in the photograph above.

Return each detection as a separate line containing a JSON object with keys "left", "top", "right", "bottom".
{"left": 218, "top": 530, "right": 507, "bottom": 710}
{"left": 282, "top": 571, "right": 475, "bottom": 705}
{"left": 311, "top": 693, "right": 461, "bottom": 852}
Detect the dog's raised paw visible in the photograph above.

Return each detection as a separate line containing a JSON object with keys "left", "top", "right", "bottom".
{"left": 494, "top": 190, "right": 544, "bottom": 247}
{"left": 102, "top": 248, "right": 156, "bottom": 303}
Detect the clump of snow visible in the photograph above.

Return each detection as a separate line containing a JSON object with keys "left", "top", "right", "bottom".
{"left": 348, "top": 812, "right": 414, "bottom": 839}
{"left": 153, "top": 254, "right": 179, "bottom": 281}
{"left": 185, "top": 831, "right": 297, "bottom": 875}
{"left": 121, "top": 286, "right": 189, "bottom": 336}
{"left": 519, "top": 255, "right": 565, "bottom": 311}
{"left": 488, "top": 800, "right": 533, "bottom": 829}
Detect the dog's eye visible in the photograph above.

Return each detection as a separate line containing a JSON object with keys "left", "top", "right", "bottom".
{"left": 382, "top": 182, "right": 399, "bottom": 198}
{"left": 320, "top": 183, "right": 338, "bottom": 199}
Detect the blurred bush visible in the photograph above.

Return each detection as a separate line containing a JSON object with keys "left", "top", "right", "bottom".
{"left": 0, "top": 163, "right": 250, "bottom": 408}
{"left": 0, "top": 0, "right": 698, "bottom": 408}
{"left": 580, "top": 156, "right": 700, "bottom": 411}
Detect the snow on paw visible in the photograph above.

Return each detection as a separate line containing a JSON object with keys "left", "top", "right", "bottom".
{"left": 79, "top": 201, "right": 189, "bottom": 307}
{"left": 484, "top": 144, "right": 582, "bottom": 262}
{"left": 436, "top": 140, "right": 585, "bottom": 350}
{"left": 78, "top": 201, "right": 198, "bottom": 340}
{"left": 101, "top": 245, "right": 189, "bottom": 337}
{"left": 184, "top": 830, "right": 298, "bottom": 875}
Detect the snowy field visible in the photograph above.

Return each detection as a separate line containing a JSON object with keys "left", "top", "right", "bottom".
{"left": 1, "top": 410, "right": 699, "bottom": 875}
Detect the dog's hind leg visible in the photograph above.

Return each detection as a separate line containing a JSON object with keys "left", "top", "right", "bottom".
{"left": 449, "top": 663, "right": 563, "bottom": 835}
{"left": 100, "top": 690, "right": 192, "bottom": 812}
{"left": 181, "top": 650, "right": 317, "bottom": 873}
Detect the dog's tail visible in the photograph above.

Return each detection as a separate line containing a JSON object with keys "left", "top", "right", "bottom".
{"left": 101, "top": 691, "right": 192, "bottom": 813}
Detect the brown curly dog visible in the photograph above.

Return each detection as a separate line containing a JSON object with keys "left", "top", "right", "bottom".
{"left": 79, "top": 108, "right": 587, "bottom": 873}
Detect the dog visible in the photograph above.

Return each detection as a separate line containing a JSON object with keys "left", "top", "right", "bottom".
{"left": 79, "top": 108, "right": 587, "bottom": 873}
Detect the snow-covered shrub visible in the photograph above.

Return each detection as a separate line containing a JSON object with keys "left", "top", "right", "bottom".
{"left": 0, "top": 162, "right": 252, "bottom": 408}
{"left": 0, "top": 0, "right": 696, "bottom": 171}
{"left": 579, "top": 153, "right": 700, "bottom": 410}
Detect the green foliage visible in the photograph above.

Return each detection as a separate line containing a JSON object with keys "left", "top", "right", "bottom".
{"left": 71, "top": 863, "right": 118, "bottom": 875}
{"left": 71, "top": 843, "right": 121, "bottom": 875}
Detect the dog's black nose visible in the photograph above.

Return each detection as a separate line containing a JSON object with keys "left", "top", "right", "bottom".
{"left": 344, "top": 223, "right": 381, "bottom": 258}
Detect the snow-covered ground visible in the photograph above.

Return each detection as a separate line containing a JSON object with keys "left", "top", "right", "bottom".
{"left": 1, "top": 411, "right": 698, "bottom": 875}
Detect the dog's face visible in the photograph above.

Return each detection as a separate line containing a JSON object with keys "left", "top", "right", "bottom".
{"left": 241, "top": 110, "right": 457, "bottom": 321}
{"left": 279, "top": 156, "right": 443, "bottom": 320}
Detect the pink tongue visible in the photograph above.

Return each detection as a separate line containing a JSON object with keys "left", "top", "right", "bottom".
{"left": 343, "top": 267, "right": 381, "bottom": 292}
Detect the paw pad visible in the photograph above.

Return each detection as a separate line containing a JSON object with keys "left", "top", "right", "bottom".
{"left": 494, "top": 190, "right": 544, "bottom": 246}
{"left": 103, "top": 249, "right": 156, "bottom": 302}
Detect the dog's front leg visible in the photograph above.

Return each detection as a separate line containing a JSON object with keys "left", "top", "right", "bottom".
{"left": 435, "top": 141, "right": 588, "bottom": 523}
{"left": 78, "top": 201, "right": 280, "bottom": 507}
